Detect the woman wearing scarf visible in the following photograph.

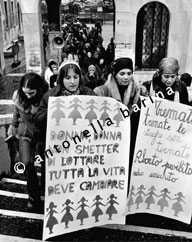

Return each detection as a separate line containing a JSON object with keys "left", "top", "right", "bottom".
{"left": 94, "top": 57, "right": 140, "bottom": 172}
{"left": 147, "top": 57, "right": 189, "bottom": 104}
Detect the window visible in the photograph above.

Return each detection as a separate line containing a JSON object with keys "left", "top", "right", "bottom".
{"left": 135, "top": 2, "right": 169, "bottom": 69}
{"left": 4, "top": 1, "right": 9, "bottom": 28}
{"left": 11, "top": 1, "right": 16, "bottom": 26}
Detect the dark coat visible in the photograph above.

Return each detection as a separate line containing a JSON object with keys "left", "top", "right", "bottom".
{"left": 12, "top": 90, "right": 43, "bottom": 142}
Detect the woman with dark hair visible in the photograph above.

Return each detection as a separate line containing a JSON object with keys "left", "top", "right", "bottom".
{"left": 8, "top": 72, "right": 48, "bottom": 211}
{"left": 94, "top": 57, "right": 140, "bottom": 172}
{"left": 35, "top": 60, "right": 96, "bottom": 143}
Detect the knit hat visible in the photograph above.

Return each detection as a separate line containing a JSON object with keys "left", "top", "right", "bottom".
{"left": 112, "top": 57, "right": 133, "bottom": 77}
{"left": 159, "top": 57, "right": 180, "bottom": 74}
{"left": 88, "top": 64, "right": 96, "bottom": 72}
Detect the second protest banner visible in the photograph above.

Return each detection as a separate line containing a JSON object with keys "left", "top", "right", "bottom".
{"left": 126, "top": 97, "right": 192, "bottom": 224}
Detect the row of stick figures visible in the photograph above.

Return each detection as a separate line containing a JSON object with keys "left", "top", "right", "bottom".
{"left": 50, "top": 98, "right": 124, "bottom": 126}
{"left": 46, "top": 194, "right": 119, "bottom": 234}
{"left": 127, "top": 185, "right": 186, "bottom": 217}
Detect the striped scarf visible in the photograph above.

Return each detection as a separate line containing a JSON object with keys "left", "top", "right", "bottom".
{"left": 61, "top": 88, "right": 80, "bottom": 96}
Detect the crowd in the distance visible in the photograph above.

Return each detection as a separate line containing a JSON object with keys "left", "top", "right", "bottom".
{"left": 44, "top": 18, "right": 115, "bottom": 90}
{"left": 6, "top": 17, "right": 192, "bottom": 213}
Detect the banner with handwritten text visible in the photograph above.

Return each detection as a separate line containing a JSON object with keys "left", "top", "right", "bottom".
{"left": 126, "top": 97, "right": 192, "bottom": 224}
{"left": 43, "top": 96, "right": 130, "bottom": 240}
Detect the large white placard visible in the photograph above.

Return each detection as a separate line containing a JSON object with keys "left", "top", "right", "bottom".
{"left": 43, "top": 95, "right": 130, "bottom": 240}
{"left": 126, "top": 97, "right": 192, "bottom": 224}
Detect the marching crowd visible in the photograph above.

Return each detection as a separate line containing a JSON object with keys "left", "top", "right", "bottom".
{"left": 44, "top": 19, "right": 114, "bottom": 90}
{"left": 7, "top": 18, "right": 192, "bottom": 212}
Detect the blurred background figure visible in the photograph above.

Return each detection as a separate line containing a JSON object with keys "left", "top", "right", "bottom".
{"left": 44, "top": 59, "right": 58, "bottom": 87}
{"left": 180, "top": 72, "right": 192, "bottom": 105}
{"left": 49, "top": 65, "right": 58, "bottom": 88}
{"left": 83, "top": 64, "right": 104, "bottom": 90}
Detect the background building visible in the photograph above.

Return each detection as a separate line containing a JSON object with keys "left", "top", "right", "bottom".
{"left": 1, "top": 0, "right": 192, "bottom": 81}
{"left": 0, "top": 0, "right": 23, "bottom": 74}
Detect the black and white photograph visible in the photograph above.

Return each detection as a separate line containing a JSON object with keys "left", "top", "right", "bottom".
{"left": 1, "top": 0, "right": 192, "bottom": 241}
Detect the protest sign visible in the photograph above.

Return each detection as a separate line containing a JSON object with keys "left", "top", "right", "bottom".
{"left": 125, "top": 97, "right": 192, "bottom": 224}
{"left": 43, "top": 96, "right": 130, "bottom": 240}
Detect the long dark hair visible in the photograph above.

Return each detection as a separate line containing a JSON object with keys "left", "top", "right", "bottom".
{"left": 57, "top": 62, "right": 82, "bottom": 89}
{"left": 17, "top": 72, "right": 48, "bottom": 109}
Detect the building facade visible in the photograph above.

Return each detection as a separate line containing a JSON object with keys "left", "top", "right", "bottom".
{"left": 1, "top": 0, "right": 192, "bottom": 79}
{"left": 0, "top": 0, "right": 23, "bottom": 74}
{"left": 114, "top": 0, "right": 192, "bottom": 82}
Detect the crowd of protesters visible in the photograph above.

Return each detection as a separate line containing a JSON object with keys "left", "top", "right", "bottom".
{"left": 44, "top": 18, "right": 115, "bottom": 90}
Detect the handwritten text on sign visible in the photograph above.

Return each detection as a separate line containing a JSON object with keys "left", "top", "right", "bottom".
{"left": 43, "top": 96, "right": 130, "bottom": 240}
{"left": 126, "top": 97, "right": 192, "bottom": 224}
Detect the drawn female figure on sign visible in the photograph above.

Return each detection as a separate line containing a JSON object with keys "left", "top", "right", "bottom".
{"left": 46, "top": 202, "right": 58, "bottom": 234}
{"left": 145, "top": 186, "right": 158, "bottom": 209}
{"left": 99, "top": 100, "right": 111, "bottom": 126}
{"left": 76, "top": 197, "right": 90, "bottom": 225}
{"left": 50, "top": 98, "right": 66, "bottom": 125}
{"left": 135, "top": 184, "right": 146, "bottom": 209}
{"left": 91, "top": 195, "right": 105, "bottom": 222}
{"left": 68, "top": 97, "right": 83, "bottom": 125}
{"left": 61, "top": 199, "right": 75, "bottom": 228}
{"left": 172, "top": 192, "right": 186, "bottom": 217}
{"left": 113, "top": 102, "right": 124, "bottom": 127}
{"left": 105, "top": 194, "right": 119, "bottom": 220}
{"left": 84, "top": 99, "right": 99, "bottom": 125}
{"left": 157, "top": 188, "right": 172, "bottom": 212}
{"left": 127, "top": 185, "right": 135, "bottom": 212}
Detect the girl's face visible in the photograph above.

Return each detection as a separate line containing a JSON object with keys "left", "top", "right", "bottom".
{"left": 52, "top": 66, "right": 58, "bottom": 75}
{"left": 63, "top": 68, "right": 80, "bottom": 92}
{"left": 161, "top": 73, "right": 177, "bottom": 87}
{"left": 116, "top": 68, "right": 133, "bottom": 86}
{"left": 87, "top": 52, "right": 92, "bottom": 58}
{"left": 22, "top": 87, "right": 37, "bottom": 99}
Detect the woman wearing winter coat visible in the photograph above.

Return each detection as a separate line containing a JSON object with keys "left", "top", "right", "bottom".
{"left": 144, "top": 57, "right": 189, "bottom": 104}
{"left": 94, "top": 57, "right": 140, "bottom": 172}
{"left": 8, "top": 72, "right": 48, "bottom": 211}
{"left": 83, "top": 64, "right": 104, "bottom": 90}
